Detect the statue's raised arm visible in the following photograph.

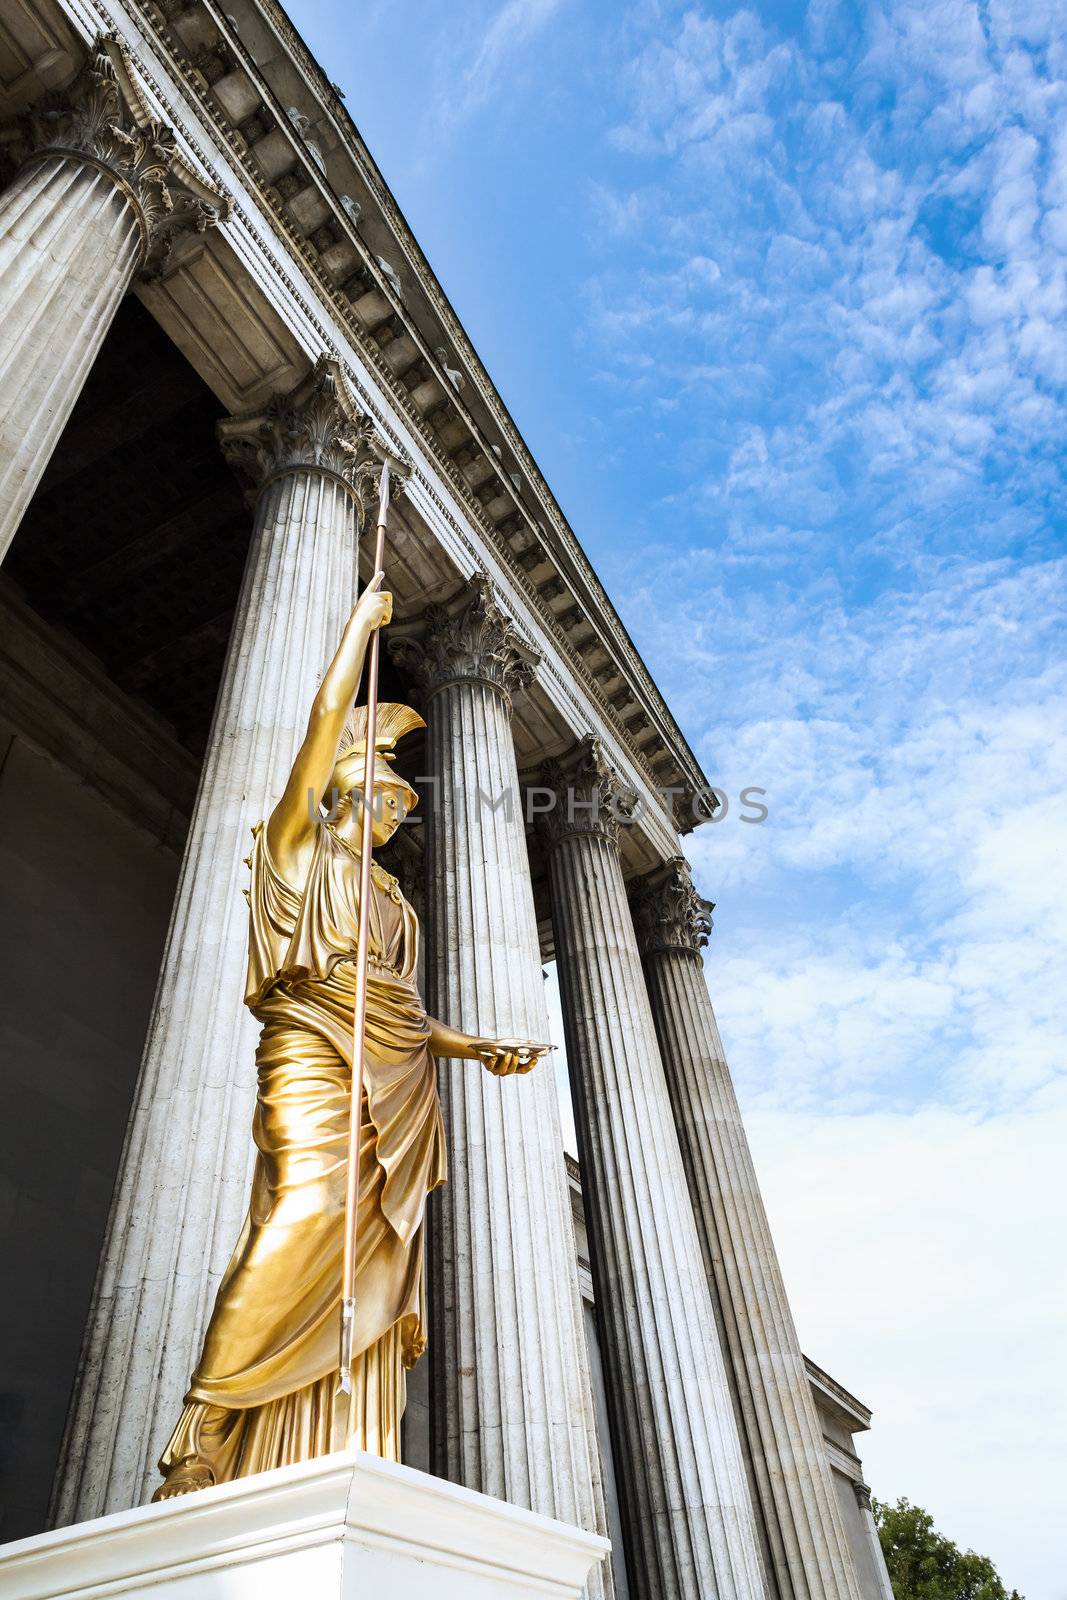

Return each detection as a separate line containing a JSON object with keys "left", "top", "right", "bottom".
{"left": 265, "top": 572, "right": 392, "bottom": 880}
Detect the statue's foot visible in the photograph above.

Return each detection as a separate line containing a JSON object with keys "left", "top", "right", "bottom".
{"left": 152, "top": 1460, "right": 215, "bottom": 1502}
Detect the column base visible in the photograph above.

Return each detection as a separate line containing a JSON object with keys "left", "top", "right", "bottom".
{"left": 0, "top": 1451, "right": 610, "bottom": 1600}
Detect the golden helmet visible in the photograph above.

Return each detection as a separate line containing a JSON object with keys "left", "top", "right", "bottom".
{"left": 329, "top": 701, "right": 425, "bottom": 811}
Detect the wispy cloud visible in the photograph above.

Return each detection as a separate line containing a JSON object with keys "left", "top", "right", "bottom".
{"left": 584, "top": 2, "right": 1067, "bottom": 575}
{"left": 612, "top": 541, "right": 1067, "bottom": 1600}
{"left": 442, "top": 0, "right": 567, "bottom": 126}
{"left": 630, "top": 553, "right": 1067, "bottom": 1112}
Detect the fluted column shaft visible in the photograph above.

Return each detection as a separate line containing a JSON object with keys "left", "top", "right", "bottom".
{"left": 51, "top": 362, "right": 371, "bottom": 1522}
{"left": 0, "top": 35, "right": 228, "bottom": 559}
{"left": 635, "top": 860, "right": 861, "bottom": 1600}
{"left": 541, "top": 739, "right": 765, "bottom": 1600}
{"left": 391, "top": 578, "right": 609, "bottom": 1598}
{"left": 0, "top": 155, "right": 141, "bottom": 554}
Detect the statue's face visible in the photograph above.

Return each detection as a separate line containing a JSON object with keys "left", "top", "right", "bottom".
{"left": 364, "top": 782, "right": 410, "bottom": 847}
{"left": 332, "top": 768, "right": 414, "bottom": 849}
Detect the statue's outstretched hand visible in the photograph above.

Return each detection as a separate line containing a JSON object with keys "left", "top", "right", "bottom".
{"left": 472, "top": 1037, "right": 554, "bottom": 1077}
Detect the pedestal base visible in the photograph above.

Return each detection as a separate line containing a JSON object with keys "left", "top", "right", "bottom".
{"left": 0, "top": 1450, "right": 610, "bottom": 1599}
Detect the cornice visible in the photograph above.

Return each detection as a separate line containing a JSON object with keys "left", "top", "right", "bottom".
{"left": 803, "top": 1355, "right": 873, "bottom": 1434}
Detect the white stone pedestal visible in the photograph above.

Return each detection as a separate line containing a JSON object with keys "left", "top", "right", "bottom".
{"left": 0, "top": 1450, "right": 610, "bottom": 1600}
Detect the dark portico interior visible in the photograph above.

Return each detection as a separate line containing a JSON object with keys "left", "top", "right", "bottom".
{"left": 7, "top": 296, "right": 249, "bottom": 757}
{"left": 7, "top": 296, "right": 420, "bottom": 759}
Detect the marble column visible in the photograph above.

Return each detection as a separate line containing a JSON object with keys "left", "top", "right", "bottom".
{"left": 631, "top": 858, "right": 861, "bottom": 1600}
{"left": 389, "top": 578, "right": 610, "bottom": 1598}
{"left": 51, "top": 360, "right": 375, "bottom": 1522}
{"left": 539, "top": 737, "right": 766, "bottom": 1600}
{"left": 0, "top": 34, "right": 230, "bottom": 560}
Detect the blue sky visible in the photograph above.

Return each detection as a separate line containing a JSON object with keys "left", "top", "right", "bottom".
{"left": 288, "top": 2, "right": 1066, "bottom": 1593}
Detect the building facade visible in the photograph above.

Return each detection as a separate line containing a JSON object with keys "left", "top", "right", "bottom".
{"left": 0, "top": 5, "right": 894, "bottom": 1598}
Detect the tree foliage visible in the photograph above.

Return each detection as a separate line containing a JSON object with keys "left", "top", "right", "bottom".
{"left": 872, "top": 1498, "right": 1023, "bottom": 1600}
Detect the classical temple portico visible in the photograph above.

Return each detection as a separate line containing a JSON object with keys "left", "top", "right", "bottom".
{"left": 0, "top": 8, "right": 894, "bottom": 1600}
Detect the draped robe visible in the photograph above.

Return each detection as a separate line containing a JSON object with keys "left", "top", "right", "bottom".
{"left": 157, "top": 820, "right": 445, "bottom": 1483}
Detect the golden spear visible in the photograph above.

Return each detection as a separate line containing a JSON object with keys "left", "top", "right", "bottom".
{"left": 338, "top": 455, "right": 396, "bottom": 1439}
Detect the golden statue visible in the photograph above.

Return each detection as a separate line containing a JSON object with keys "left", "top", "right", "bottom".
{"left": 154, "top": 576, "right": 548, "bottom": 1499}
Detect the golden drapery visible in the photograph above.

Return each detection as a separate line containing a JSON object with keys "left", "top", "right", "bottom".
{"left": 157, "top": 821, "right": 445, "bottom": 1486}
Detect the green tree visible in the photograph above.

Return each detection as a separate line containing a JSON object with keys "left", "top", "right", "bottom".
{"left": 872, "top": 1498, "right": 1023, "bottom": 1600}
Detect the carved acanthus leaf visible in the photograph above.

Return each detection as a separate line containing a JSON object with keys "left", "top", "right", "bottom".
{"left": 389, "top": 574, "right": 538, "bottom": 708}
{"left": 630, "top": 857, "right": 713, "bottom": 958}
{"left": 7, "top": 33, "right": 231, "bottom": 272}
{"left": 353, "top": 441, "right": 411, "bottom": 519}
{"left": 218, "top": 357, "right": 397, "bottom": 514}
{"left": 536, "top": 735, "right": 638, "bottom": 849}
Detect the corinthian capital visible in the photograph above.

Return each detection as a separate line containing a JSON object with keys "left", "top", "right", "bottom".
{"left": 218, "top": 357, "right": 388, "bottom": 511}
{"left": 536, "top": 735, "right": 638, "bottom": 850}
{"left": 6, "top": 34, "right": 231, "bottom": 271}
{"left": 630, "top": 856, "right": 713, "bottom": 958}
{"left": 388, "top": 573, "right": 539, "bottom": 709}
